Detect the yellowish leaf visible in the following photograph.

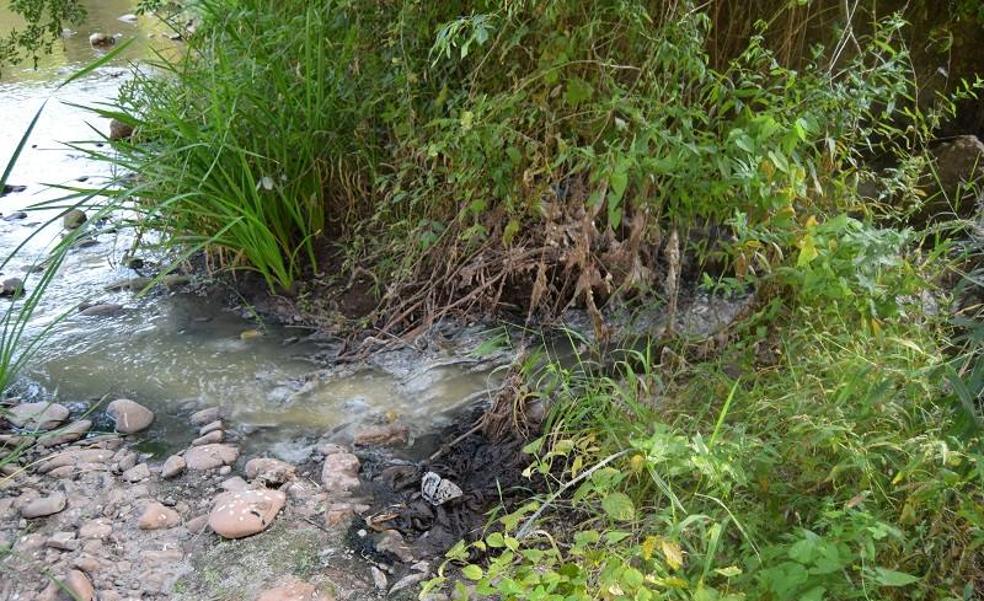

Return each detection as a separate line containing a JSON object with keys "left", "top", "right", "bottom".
{"left": 661, "top": 540, "right": 685, "bottom": 571}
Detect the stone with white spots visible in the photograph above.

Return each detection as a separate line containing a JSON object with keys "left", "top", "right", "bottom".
{"left": 208, "top": 489, "right": 286, "bottom": 539}
{"left": 183, "top": 443, "right": 239, "bottom": 470}
{"left": 138, "top": 501, "right": 180, "bottom": 530}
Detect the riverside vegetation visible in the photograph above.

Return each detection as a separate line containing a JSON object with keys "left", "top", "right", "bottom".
{"left": 3, "top": 0, "right": 984, "bottom": 600}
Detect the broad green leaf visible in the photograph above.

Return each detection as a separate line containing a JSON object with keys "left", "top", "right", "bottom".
{"left": 461, "top": 564, "right": 484, "bottom": 581}
{"left": 873, "top": 568, "right": 920, "bottom": 587}
{"left": 601, "top": 492, "right": 635, "bottom": 521}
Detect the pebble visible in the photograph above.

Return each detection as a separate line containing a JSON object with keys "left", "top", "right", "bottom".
{"left": 185, "top": 514, "right": 209, "bottom": 534}
{"left": 78, "top": 519, "right": 112, "bottom": 539}
{"left": 41, "top": 569, "right": 95, "bottom": 600}
{"left": 220, "top": 476, "right": 248, "bottom": 491}
{"left": 108, "top": 119, "right": 134, "bottom": 141}
{"left": 6, "top": 402, "right": 69, "bottom": 430}
{"left": 106, "top": 398, "right": 155, "bottom": 434}
{"left": 138, "top": 501, "right": 180, "bottom": 530}
{"left": 0, "top": 277, "right": 25, "bottom": 297}
{"left": 199, "top": 419, "right": 223, "bottom": 435}
{"left": 208, "top": 489, "right": 286, "bottom": 539}
{"left": 161, "top": 455, "right": 186, "bottom": 479}
{"left": 375, "top": 529, "right": 415, "bottom": 563}
{"left": 370, "top": 567, "right": 388, "bottom": 591}
{"left": 20, "top": 492, "right": 67, "bottom": 518}
{"left": 45, "top": 531, "right": 78, "bottom": 551}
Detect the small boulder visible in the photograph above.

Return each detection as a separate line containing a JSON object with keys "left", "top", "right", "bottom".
{"left": 191, "top": 430, "right": 223, "bottom": 446}
{"left": 375, "top": 529, "right": 415, "bottom": 563}
{"left": 208, "top": 489, "right": 286, "bottom": 539}
{"left": 138, "top": 501, "right": 181, "bottom": 530}
{"left": 108, "top": 119, "right": 134, "bottom": 141}
{"left": 122, "top": 462, "right": 151, "bottom": 482}
{"left": 79, "top": 303, "right": 125, "bottom": 317}
{"left": 161, "top": 455, "right": 186, "bottom": 479}
{"left": 0, "top": 277, "right": 25, "bottom": 297}
{"left": 245, "top": 457, "right": 297, "bottom": 486}
{"left": 88, "top": 32, "right": 115, "bottom": 47}
{"left": 41, "top": 569, "right": 95, "bottom": 601}
{"left": 321, "top": 451, "right": 360, "bottom": 495}
{"left": 46, "top": 531, "right": 78, "bottom": 551}
{"left": 199, "top": 419, "right": 223, "bottom": 435}
{"left": 63, "top": 208, "right": 87, "bottom": 230}
{"left": 20, "top": 492, "right": 67, "bottom": 518}
{"left": 38, "top": 420, "right": 92, "bottom": 447}
{"left": 6, "top": 401, "right": 69, "bottom": 430}
{"left": 183, "top": 443, "right": 239, "bottom": 470}
{"left": 189, "top": 406, "right": 220, "bottom": 426}
{"left": 106, "top": 398, "right": 154, "bottom": 434}
{"left": 353, "top": 423, "right": 410, "bottom": 447}
{"left": 256, "top": 576, "right": 333, "bottom": 601}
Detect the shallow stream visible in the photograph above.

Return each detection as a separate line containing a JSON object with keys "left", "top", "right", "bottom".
{"left": 0, "top": 1, "right": 498, "bottom": 462}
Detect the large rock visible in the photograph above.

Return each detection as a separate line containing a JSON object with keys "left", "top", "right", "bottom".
{"left": 6, "top": 402, "right": 69, "bottom": 430}
{"left": 106, "top": 398, "right": 154, "bottom": 434}
{"left": 923, "top": 135, "right": 984, "bottom": 220}
{"left": 208, "top": 489, "right": 286, "bottom": 539}
{"left": 321, "top": 451, "right": 360, "bottom": 495}
{"left": 245, "top": 457, "right": 297, "bottom": 486}
{"left": 38, "top": 420, "right": 92, "bottom": 447}
{"left": 138, "top": 501, "right": 181, "bottom": 530}
{"left": 20, "top": 492, "right": 67, "bottom": 518}
{"left": 183, "top": 443, "right": 239, "bottom": 470}
{"left": 256, "top": 576, "right": 334, "bottom": 601}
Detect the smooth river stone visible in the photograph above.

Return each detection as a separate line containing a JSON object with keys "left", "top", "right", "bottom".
{"left": 21, "top": 492, "right": 67, "bottom": 518}
{"left": 138, "top": 501, "right": 181, "bottom": 530}
{"left": 183, "top": 443, "right": 239, "bottom": 470}
{"left": 208, "top": 489, "right": 286, "bottom": 539}
{"left": 256, "top": 576, "right": 333, "bottom": 601}
{"left": 161, "top": 455, "right": 186, "bottom": 479}
{"left": 37, "top": 420, "right": 92, "bottom": 447}
{"left": 189, "top": 407, "right": 220, "bottom": 426}
{"left": 106, "top": 399, "right": 154, "bottom": 434}
{"left": 6, "top": 402, "right": 69, "bottom": 430}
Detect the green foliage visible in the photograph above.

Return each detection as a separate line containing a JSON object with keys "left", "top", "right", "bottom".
{"left": 0, "top": 0, "right": 85, "bottom": 75}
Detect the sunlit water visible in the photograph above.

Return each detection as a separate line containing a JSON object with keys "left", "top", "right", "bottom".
{"left": 0, "top": 1, "right": 498, "bottom": 460}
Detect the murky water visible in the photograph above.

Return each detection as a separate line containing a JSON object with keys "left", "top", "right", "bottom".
{"left": 0, "top": 2, "right": 498, "bottom": 459}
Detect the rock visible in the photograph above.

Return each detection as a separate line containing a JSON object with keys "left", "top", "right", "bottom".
{"left": 375, "top": 529, "right": 415, "bottom": 563}
{"left": 183, "top": 443, "right": 239, "bottom": 470}
{"left": 324, "top": 503, "right": 357, "bottom": 528}
{"left": 79, "top": 303, "right": 125, "bottom": 317}
{"left": 6, "top": 401, "right": 69, "bottom": 430}
{"left": 20, "top": 492, "right": 67, "bottom": 518}
{"left": 928, "top": 135, "right": 984, "bottom": 215}
{"left": 370, "top": 567, "right": 388, "bottom": 591}
{"left": 0, "top": 277, "right": 25, "bottom": 297}
{"left": 191, "top": 430, "right": 223, "bottom": 446}
{"left": 321, "top": 452, "right": 361, "bottom": 495}
{"left": 106, "top": 398, "right": 154, "bottom": 434}
{"left": 88, "top": 32, "right": 115, "bottom": 47}
{"left": 185, "top": 514, "right": 209, "bottom": 534}
{"left": 108, "top": 119, "right": 134, "bottom": 141}
{"left": 219, "top": 476, "right": 248, "bottom": 491}
{"left": 1, "top": 184, "right": 26, "bottom": 196}
{"left": 36, "top": 448, "right": 113, "bottom": 473}
{"left": 189, "top": 406, "right": 220, "bottom": 426}
{"left": 256, "top": 576, "right": 333, "bottom": 601}
{"left": 390, "top": 572, "right": 428, "bottom": 595}
{"left": 199, "top": 419, "right": 223, "bottom": 435}
{"left": 138, "top": 501, "right": 180, "bottom": 530}
{"left": 122, "top": 462, "right": 151, "bottom": 482}
{"left": 79, "top": 519, "right": 112, "bottom": 539}
{"left": 3, "top": 211, "right": 27, "bottom": 221}
{"left": 245, "top": 457, "right": 297, "bottom": 486}
{"left": 37, "top": 420, "right": 92, "bottom": 447}
{"left": 42, "top": 569, "right": 95, "bottom": 601}
{"left": 46, "top": 531, "right": 78, "bottom": 551}
{"left": 161, "top": 455, "right": 186, "bottom": 479}
{"left": 208, "top": 489, "right": 286, "bottom": 539}
{"left": 63, "top": 208, "right": 87, "bottom": 229}
{"left": 162, "top": 274, "right": 190, "bottom": 288}
{"left": 353, "top": 423, "right": 410, "bottom": 447}
{"left": 420, "top": 471, "right": 463, "bottom": 506}
{"left": 118, "top": 13, "right": 138, "bottom": 23}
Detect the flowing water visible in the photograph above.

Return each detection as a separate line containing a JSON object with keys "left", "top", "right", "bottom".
{"left": 0, "top": 1, "right": 498, "bottom": 461}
